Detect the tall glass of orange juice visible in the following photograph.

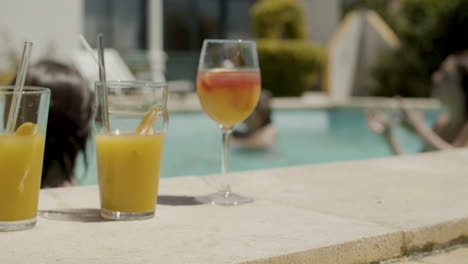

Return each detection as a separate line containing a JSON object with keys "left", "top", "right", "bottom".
{"left": 0, "top": 87, "right": 50, "bottom": 231}
{"left": 196, "top": 39, "right": 261, "bottom": 205}
{"left": 94, "top": 81, "right": 168, "bottom": 220}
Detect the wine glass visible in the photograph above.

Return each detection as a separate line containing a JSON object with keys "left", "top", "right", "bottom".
{"left": 196, "top": 39, "right": 261, "bottom": 205}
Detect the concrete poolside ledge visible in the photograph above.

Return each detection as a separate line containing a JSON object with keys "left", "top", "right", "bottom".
{"left": 168, "top": 92, "right": 442, "bottom": 112}
{"left": 2, "top": 149, "right": 468, "bottom": 263}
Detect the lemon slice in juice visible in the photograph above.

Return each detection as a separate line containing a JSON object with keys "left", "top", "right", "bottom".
{"left": 15, "top": 122, "right": 39, "bottom": 136}
{"left": 135, "top": 104, "right": 159, "bottom": 135}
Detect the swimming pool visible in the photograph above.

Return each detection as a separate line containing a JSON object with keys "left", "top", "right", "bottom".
{"left": 76, "top": 108, "right": 437, "bottom": 185}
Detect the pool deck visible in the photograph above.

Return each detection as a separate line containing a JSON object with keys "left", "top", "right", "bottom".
{"left": 168, "top": 92, "right": 442, "bottom": 112}
{"left": 3, "top": 149, "right": 468, "bottom": 263}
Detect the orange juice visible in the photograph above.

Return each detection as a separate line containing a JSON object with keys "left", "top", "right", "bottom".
{"left": 197, "top": 69, "right": 261, "bottom": 126}
{"left": 96, "top": 133, "right": 164, "bottom": 213}
{"left": 0, "top": 134, "right": 45, "bottom": 221}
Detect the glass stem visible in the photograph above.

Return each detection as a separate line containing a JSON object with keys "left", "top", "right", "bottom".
{"left": 221, "top": 127, "right": 232, "bottom": 195}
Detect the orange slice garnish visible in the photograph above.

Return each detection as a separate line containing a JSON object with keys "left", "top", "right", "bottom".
{"left": 135, "top": 104, "right": 159, "bottom": 135}
{"left": 15, "top": 122, "right": 39, "bottom": 136}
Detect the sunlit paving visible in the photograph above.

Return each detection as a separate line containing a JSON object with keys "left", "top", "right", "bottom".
{"left": 1, "top": 0, "right": 468, "bottom": 263}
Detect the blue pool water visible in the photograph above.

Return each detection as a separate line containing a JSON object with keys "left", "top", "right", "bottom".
{"left": 77, "top": 108, "right": 437, "bottom": 185}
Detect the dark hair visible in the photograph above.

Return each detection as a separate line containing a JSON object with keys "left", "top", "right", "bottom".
{"left": 11, "top": 60, "right": 94, "bottom": 187}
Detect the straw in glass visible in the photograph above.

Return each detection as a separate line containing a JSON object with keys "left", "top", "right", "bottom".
{"left": 6, "top": 42, "right": 33, "bottom": 133}
{"left": 97, "top": 33, "right": 110, "bottom": 133}
{"left": 79, "top": 34, "right": 102, "bottom": 72}
{"left": 79, "top": 34, "right": 121, "bottom": 80}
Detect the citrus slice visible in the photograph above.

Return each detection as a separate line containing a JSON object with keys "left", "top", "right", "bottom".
{"left": 15, "top": 122, "right": 39, "bottom": 136}
{"left": 135, "top": 104, "right": 159, "bottom": 135}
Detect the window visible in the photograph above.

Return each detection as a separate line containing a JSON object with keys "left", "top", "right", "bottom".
{"left": 164, "top": 0, "right": 255, "bottom": 52}
{"left": 84, "top": 0, "right": 147, "bottom": 54}
{"left": 163, "top": 0, "right": 256, "bottom": 82}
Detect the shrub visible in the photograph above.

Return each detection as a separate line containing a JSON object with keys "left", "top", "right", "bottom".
{"left": 251, "top": 0, "right": 307, "bottom": 40}
{"left": 371, "top": 48, "right": 430, "bottom": 97}
{"left": 250, "top": 0, "right": 323, "bottom": 96}
{"left": 257, "top": 39, "right": 323, "bottom": 97}
{"left": 344, "top": 0, "right": 468, "bottom": 97}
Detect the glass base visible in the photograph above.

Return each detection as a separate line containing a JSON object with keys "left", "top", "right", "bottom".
{"left": 100, "top": 208, "right": 155, "bottom": 221}
{"left": 0, "top": 218, "right": 36, "bottom": 232}
{"left": 195, "top": 191, "right": 253, "bottom": 206}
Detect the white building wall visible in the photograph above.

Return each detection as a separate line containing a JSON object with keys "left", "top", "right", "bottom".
{"left": 301, "top": 0, "right": 340, "bottom": 44}
{"left": 0, "top": 0, "right": 83, "bottom": 71}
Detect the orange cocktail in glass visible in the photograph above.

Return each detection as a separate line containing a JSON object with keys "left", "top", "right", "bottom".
{"left": 94, "top": 81, "right": 168, "bottom": 220}
{"left": 0, "top": 87, "right": 50, "bottom": 232}
{"left": 96, "top": 133, "right": 164, "bottom": 213}
{"left": 197, "top": 70, "right": 261, "bottom": 127}
{"left": 196, "top": 39, "right": 261, "bottom": 205}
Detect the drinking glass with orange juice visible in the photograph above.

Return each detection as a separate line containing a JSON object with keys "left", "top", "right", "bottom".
{"left": 196, "top": 39, "right": 261, "bottom": 205}
{"left": 0, "top": 87, "right": 50, "bottom": 231}
{"left": 94, "top": 81, "right": 168, "bottom": 220}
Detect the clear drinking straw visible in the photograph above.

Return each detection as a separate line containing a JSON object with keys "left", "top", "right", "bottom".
{"left": 79, "top": 34, "right": 122, "bottom": 80}
{"left": 97, "top": 33, "right": 110, "bottom": 133}
{"left": 6, "top": 42, "right": 33, "bottom": 133}
{"left": 79, "top": 34, "right": 102, "bottom": 73}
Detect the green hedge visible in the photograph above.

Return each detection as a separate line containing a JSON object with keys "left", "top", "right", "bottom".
{"left": 343, "top": 0, "right": 468, "bottom": 97}
{"left": 250, "top": 0, "right": 307, "bottom": 40}
{"left": 251, "top": 0, "right": 322, "bottom": 96}
{"left": 371, "top": 48, "right": 430, "bottom": 97}
{"left": 257, "top": 39, "right": 323, "bottom": 97}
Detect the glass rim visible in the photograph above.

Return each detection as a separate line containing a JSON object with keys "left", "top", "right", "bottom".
{"left": 203, "top": 39, "right": 257, "bottom": 45}
{"left": 95, "top": 80, "right": 168, "bottom": 88}
{"left": 0, "top": 86, "right": 50, "bottom": 95}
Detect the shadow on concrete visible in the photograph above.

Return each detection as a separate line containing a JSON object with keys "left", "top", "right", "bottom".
{"left": 157, "top": 195, "right": 202, "bottom": 206}
{"left": 39, "top": 196, "right": 202, "bottom": 222}
{"left": 39, "top": 208, "right": 109, "bottom": 222}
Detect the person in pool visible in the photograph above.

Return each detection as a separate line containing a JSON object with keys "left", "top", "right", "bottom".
{"left": 367, "top": 51, "right": 468, "bottom": 154}
{"left": 9, "top": 60, "right": 95, "bottom": 187}
{"left": 231, "top": 90, "right": 276, "bottom": 149}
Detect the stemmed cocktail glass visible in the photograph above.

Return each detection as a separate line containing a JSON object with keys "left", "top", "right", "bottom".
{"left": 196, "top": 39, "right": 261, "bottom": 206}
